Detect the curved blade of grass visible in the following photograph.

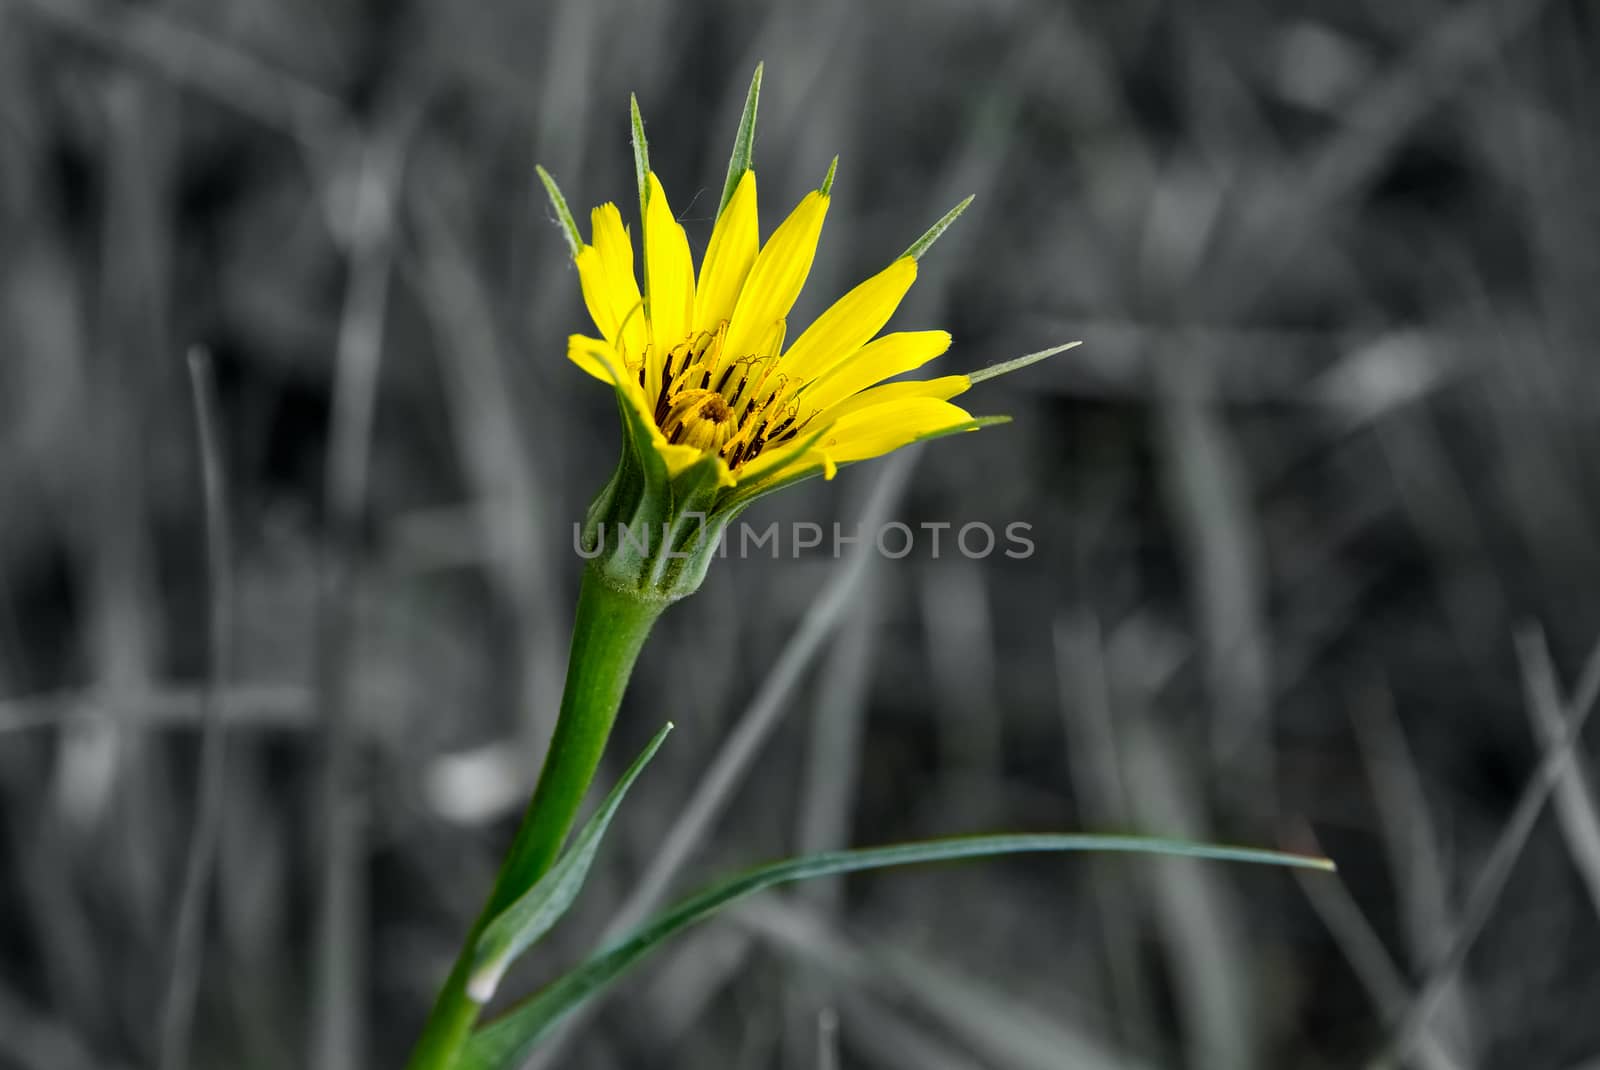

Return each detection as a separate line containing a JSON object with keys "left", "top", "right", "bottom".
{"left": 461, "top": 834, "right": 1331, "bottom": 1069}
{"left": 717, "top": 63, "right": 763, "bottom": 218}
{"left": 466, "top": 723, "right": 674, "bottom": 1004}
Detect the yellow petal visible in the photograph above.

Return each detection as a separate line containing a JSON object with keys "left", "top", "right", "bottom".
{"left": 644, "top": 172, "right": 695, "bottom": 369}
{"left": 567, "top": 333, "right": 651, "bottom": 417}
{"left": 731, "top": 430, "right": 821, "bottom": 485}
{"left": 724, "top": 190, "right": 829, "bottom": 360}
{"left": 576, "top": 246, "right": 618, "bottom": 343}
{"left": 582, "top": 205, "right": 646, "bottom": 356}
{"left": 734, "top": 390, "right": 970, "bottom": 486}
{"left": 799, "top": 330, "right": 951, "bottom": 414}
{"left": 813, "top": 374, "right": 971, "bottom": 426}
{"left": 566, "top": 333, "right": 627, "bottom": 384}
{"left": 656, "top": 440, "right": 717, "bottom": 478}
{"left": 758, "top": 317, "right": 787, "bottom": 358}
{"left": 817, "top": 396, "right": 975, "bottom": 466}
{"left": 725, "top": 318, "right": 787, "bottom": 421}
{"left": 644, "top": 412, "right": 732, "bottom": 483}
{"left": 694, "top": 170, "right": 759, "bottom": 335}
{"left": 569, "top": 334, "right": 728, "bottom": 483}
{"left": 779, "top": 257, "right": 918, "bottom": 380}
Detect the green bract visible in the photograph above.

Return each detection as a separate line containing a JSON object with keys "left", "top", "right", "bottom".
{"left": 578, "top": 391, "right": 740, "bottom": 602}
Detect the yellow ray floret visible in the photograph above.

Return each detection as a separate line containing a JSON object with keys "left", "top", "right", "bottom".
{"left": 566, "top": 168, "right": 980, "bottom": 488}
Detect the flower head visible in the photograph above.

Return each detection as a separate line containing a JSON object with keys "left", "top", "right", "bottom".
{"left": 566, "top": 163, "right": 976, "bottom": 490}
{"left": 540, "top": 67, "right": 1073, "bottom": 599}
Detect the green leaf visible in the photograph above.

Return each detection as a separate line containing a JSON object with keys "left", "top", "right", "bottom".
{"left": 717, "top": 63, "right": 763, "bottom": 219}
{"left": 901, "top": 195, "right": 975, "bottom": 261}
{"left": 967, "top": 341, "right": 1081, "bottom": 385}
{"left": 535, "top": 165, "right": 582, "bottom": 258}
{"left": 461, "top": 834, "right": 1332, "bottom": 1068}
{"left": 466, "top": 723, "right": 674, "bottom": 1004}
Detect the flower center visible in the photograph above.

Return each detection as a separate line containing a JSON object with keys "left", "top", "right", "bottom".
{"left": 645, "top": 324, "right": 814, "bottom": 470}
{"left": 661, "top": 389, "right": 736, "bottom": 453}
{"left": 698, "top": 394, "right": 731, "bottom": 423}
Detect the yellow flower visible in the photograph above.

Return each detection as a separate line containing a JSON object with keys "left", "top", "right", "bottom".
{"left": 540, "top": 71, "right": 1074, "bottom": 599}
{"left": 565, "top": 167, "right": 975, "bottom": 489}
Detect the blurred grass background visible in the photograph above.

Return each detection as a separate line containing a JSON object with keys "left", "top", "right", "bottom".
{"left": 3, "top": 0, "right": 1600, "bottom": 1067}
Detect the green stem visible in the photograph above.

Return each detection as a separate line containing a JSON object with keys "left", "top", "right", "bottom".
{"left": 405, "top": 565, "right": 667, "bottom": 1069}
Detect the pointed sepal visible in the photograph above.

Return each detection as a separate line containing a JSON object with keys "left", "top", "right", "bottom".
{"left": 718, "top": 63, "right": 764, "bottom": 220}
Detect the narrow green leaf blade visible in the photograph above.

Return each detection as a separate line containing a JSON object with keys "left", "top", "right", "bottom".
{"left": 466, "top": 723, "right": 674, "bottom": 1004}
{"left": 535, "top": 165, "right": 582, "bottom": 258}
{"left": 717, "top": 63, "right": 763, "bottom": 219}
{"left": 462, "top": 834, "right": 1331, "bottom": 1068}
{"left": 901, "top": 195, "right": 974, "bottom": 261}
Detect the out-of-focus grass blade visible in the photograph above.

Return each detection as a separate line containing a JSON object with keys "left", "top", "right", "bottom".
{"left": 461, "top": 834, "right": 1331, "bottom": 1069}
{"left": 741, "top": 897, "right": 1149, "bottom": 1070}
{"left": 466, "top": 723, "right": 673, "bottom": 1004}
{"left": 717, "top": 63, "right": 762, "bottom": 219}
{"left": 1518, "top": 628, "right": 1600, "bottom": 920}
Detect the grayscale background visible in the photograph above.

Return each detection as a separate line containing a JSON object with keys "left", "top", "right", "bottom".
{"left": 3, "top": 0, "right": 1599, "bottom": 1067}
